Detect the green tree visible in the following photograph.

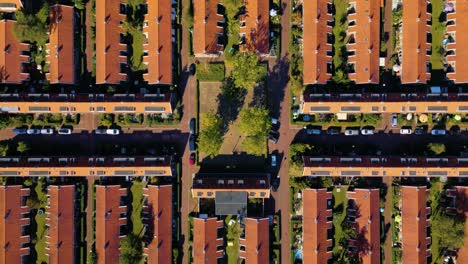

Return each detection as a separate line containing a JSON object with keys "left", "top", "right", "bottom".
{"left": 198, "top": 113, "right": 224, "bottom": 158}
{"left": 98, "top": 114, "right": 114, "bottom": 127}
{"left": 230, "top": 52, "right": 265, "bottom": 89}
{"left": 432, "top": 213, "right": 465, "bottom": 249}
{"left": 238, "top": 107, "right": 271, "bottom": 137}
{"left": 241, "top": 135, "right": 266, "bottom": 156}
{"left": 13, "top": 4, "right": 49, "bottom": 45}
{"left": 0, "top": 144, "right": 8, "bottom": 157}
{"left": 16, "top": 141, "right": 30, "bottom": 154}
{"left": 427, "top": 142, "right": 446, "bottom": 155}
{"left": 119, "top": 233, "right": 143, "bottom": 264}
{"left": 87, "top": 250, "right": 98, "bottom": 264}
{"left": 73, "top": 0, "right": 86, "bottom": 10}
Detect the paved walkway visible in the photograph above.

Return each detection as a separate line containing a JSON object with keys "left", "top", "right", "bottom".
{"left": 383, "top": 177, "right": 393, "bottom": 264}
{"left": 85, "top": 177, "right": 95, "bottom": 254}
{"left": 85, "top": 0, "right": 94, "bottom": 74}
{"left": 384, "top": 0, "right": 394, "bottom": 69}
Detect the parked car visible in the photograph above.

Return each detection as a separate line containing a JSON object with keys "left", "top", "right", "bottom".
{"left": 431, "top": 128, "right": 446, "bottom": 136}
{"left": 271, "top": 179, "right": 279, "bottom": 192}
{"left": 327, "top": 127, "right": 341, "bottom": 135}
{"left": 400, "top": 127, "right": 412, "bottom": 135}
{"left": 361, "top": 127, "right": 375, "bottom": 136}
{"left": 189, "top": 135, "right": 196, "bottom": 152}
{"left": 271, "top": 118, "right": 280, "bottom": 131}
{"left": 268, "top": 131, "right": 279, "bottom": 144}
{"left": 344, "top": 128, "right": 360, "bottom": 136}
{"left": 450, "top": 125, "right": 461, "bottom": 136}
{"left": 27, "top": 129, "right": 40, "bottom": 135}
{"left": 189, "top": 118, "right": 196, "bottom": 134}
{"left": 12, "top": 128, "right": 28, "bottom": 135}
{"left": 304, "top": 125, "right": 322, "bottom": 135}
{"left": 95, "top": 129, "right": 107, "bottom": 135}
{"left": 189, "top": 153, "right": 195, "bottom": 165}
{"left": 106, "top": 129, "right": 120, "bottom": 135}
{"left": 391, "top": 114, "right": 398, "bottom": 127}
{"left": 414, "top": 126, "right": 427, "bottom": 135}
{"left": 271, "top": 155, "right": 277, "bottom": 167}
{"left": 40, "top": 128, "right": 54, "bottom": 135}
{"left": 58, "top": 128, "right": 72, "bottom": 135}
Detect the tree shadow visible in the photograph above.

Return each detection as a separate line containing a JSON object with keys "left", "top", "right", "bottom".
{"left": 216, "top": 78, "right": 247, "bottom": 131}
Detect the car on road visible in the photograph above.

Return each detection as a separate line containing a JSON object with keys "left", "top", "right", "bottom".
{"left": 431, "top": 128, "right": 446, "bottom": 136}
{"left": 400, "top": 127, "right": 412, "bottom": 135}
{"left": 40, "top": 128, "right": 54, "bottom": 135}
{"left": 327, "top": 127, "right": 341, "bottom": 135}
{"left": 189, "top": 135, "right": 196, "bottom": 152}
{"left": 27, "top": 129, "right": 40, "bottom": 135}
{"left": 304, "top": 125, "right": 322, "bottom": 135}
{"left": 189, "top": 118, "right": 196, "bottom": 134}
{"left": 391, "top": 114, "right": 398, "bottom": 127}
{"left": 271, "top": 179, "right": 279, "bottom": 192}
{"left": 106, "top": 129, "right": 120, "bottom": 135}
{"left": 268, "top": 131, "right": 279, "bottom": 144}
{"left": 271, "top": 155, "right": 277, "bottom": 167}
{"left": 12, "top": 128, "right": 28, "bottom": 135}
{"left": 58, "top": 128, "right": 72, "bottom": 135}
{"left": 414, "top": 126, "right": 427, "bottom": 135}
{"left": 189, "top": 153, "right": 195, "bottom": 165}
{"left": 361, "top": 127, "right": 375, "bottom": 136}
{"left": 271, "top": 117, "right": 280, "bottom": 131}
{"left": 344, "top": 128, "right": 360, "bottom": 136}
{"left": 95, "top": 129, "right": 107, "bottom": 135}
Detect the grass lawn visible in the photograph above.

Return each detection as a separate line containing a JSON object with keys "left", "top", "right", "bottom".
{"left": 332, "top": 0, "right": 349, "bottom": 82}
{"left": 225, "top": 215, "right": 240, "bottom": 264}
{"left": 430, "top": 0, "right": 445, "bottom": 71}
{"left": 197, "top": 63, "right": 225, "bottom": 81}
{"left": 223, "top": 0, "right": 242, "bottom": 62}
{"left": 130, "top": 31, "right": 146, "bottom": 71}
{"left": 429, "top": 180, "right": 443, "bottom": 264}
{"left": 131, "top": 180, "right": 146, "bottom": 236}
{"left": 332, "top": 186, "right": 348, "bottom": 256}
{"left": 34, "top": 179, "right": 48, "bottom": 264}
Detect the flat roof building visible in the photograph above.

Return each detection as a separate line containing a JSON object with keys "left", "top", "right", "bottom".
{"left": 45, "top": 185, "right": 75, "bottom": 264}
{"left": 46, "top": 5, "right": 75, "bottom": 84}
{"left": 193, "top": 217, "right": 224, "bottom": 264}
{"left": 192, "top": 173, "right": 271, "bottom": 199}
{"left": 193, "top": 0, "right": 224, "bottom": 57}
{"left": 302, "top": 0, "right": 332, "bottom": 85}
{"left": 239, "top": 218, "right": 269, "bottom": 264}
{"left": 96, "top": 0, "right": 127, "bottom": 84}
{"left": 239, "top": 0, "right": 269, "bottom": 54}
{"left": 0, "top": 185, "right": 30, "bottom": 264}
{"left": 95, "top": 185, "right": 128, "bottom": 264}
{"left": 446, "top": 1, "right": 468, "bottom": 83}
{"left": 143, "top": 185, "right": 172, "bottom": 264}
{"left": 347, "top": 0, "right": 380, "bottom": 84}
{"left": 347, "top": 189, "right": 380, "bottom": 264}
{"left": 400, "top": 0, "right": 430, "bottom": 84}
{"left": 143, "top": 0, "right": 172, "bottom": 84}
{"left": 0, "top": 20, "right": 30, "bottom": 84}
{"left": 401, "top": 186, "right": 430, "bottom": 264}
{"left": 302, "top": 188, "right": 333, "bottom": 264}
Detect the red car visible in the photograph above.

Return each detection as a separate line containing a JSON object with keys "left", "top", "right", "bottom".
{"left": 189, "top": 153, "right": 195, "bottom": 165}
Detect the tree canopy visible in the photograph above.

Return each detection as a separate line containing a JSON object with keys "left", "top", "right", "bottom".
{"left": 13, "top": 4, "right": 49, "bottom": 45}
{"left": 198, "top": 112, "right": 224, "bottom": 158}
{"left": 230, "top": 53, "right": 265, "bottom": 89}
{"left": 432, "top": 213, "right": 465, "bottom": 249}
{"left": 0, "top": 144, "right": 8, "bottom": 157}
{"left": 427, "top": 142, "right": 446, "bottom": 155}
{"left": 16, "top": 141, "right": 30, "bottom": 154}
{"left": 238, "top": 107, "right": 270, "bottom": 137}
{"left": 119, "top": 233, "right": 143, "bottom": 264}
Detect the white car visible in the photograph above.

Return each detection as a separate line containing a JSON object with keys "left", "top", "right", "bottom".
{"left": 58, "top": 128, "right": 72, "bottom": 135}
{"left": 27, "top": 129, "right": 41, "bottom": 135}
{"left": 361, "top": 128, "right": 375, "bottom": 135}
{"left": 40, "top": 128, "right": 54, "bottom": 135}
{"left": 400, "top": 127, "right": 412, "bottom": 135}
{"left": 431, "top": 129, "right": 446, "bottom": 136}
{"left": 344, "top": 129, "right": 360, "bottom": 136}
{"left": 106, "top": 129, "right": 120, "bottom": 135}
{"left": 271, "top": 155, "right": 277, "bottom": 167}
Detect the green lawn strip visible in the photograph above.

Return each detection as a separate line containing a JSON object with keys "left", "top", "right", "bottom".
{"left": 429, "top": 180, "right": 442, "bottom": 264}
{"left": 196, "top": 63, "right": 226, "bottom": 81}
{"left": 223, "top": 0, "right": 242, "bottom": 62}
{"left": 34, "top": 179, "right": 48, "bottom": 264}
{"left": 332, "top": 186, "right": 348, "bottom": 256}
{"left": 430, "top": 0, "right": 445, "bottom": 71}
{"left": 225, "top": 215, "right": 240, "bottom": 264}
{"left": 130, "top": 30, "right": 146, "bottom": 71}
{"left": 131, "top": 180, "right": 146, "bottom": 236}
{"left": 332, "top": 0, "right": 350, "bottom": 83}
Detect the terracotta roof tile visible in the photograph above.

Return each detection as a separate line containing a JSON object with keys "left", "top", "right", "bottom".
{"left": 96, "top": 0, "right": 127, "bottom": 84}
{"left": 45, "top": 185, "right": 75, "bottom": 264}
{"left": 193, "top": 217, "right": 224, "bottom": 264}
{"left": 302, "top": 188, "right": 333, "bottom": 264}
{"left": 401, "top": 0, "right": 431, "bottom": 84}
{"left": 446, "top": 1, "right": 468, "bottom": 83}
{"left": 239, "top": 217, "right": 269, "bottom": 264}
{"left": 303, "top": 0, "right": 332, "bottom": 84}
{"left": 143, "top": 0, "right": 172, "bottom": 84}
{"left": 46, "top": 5, "right": 76, "bottom": 84}
{"left": 0, "top": 185, "right": 30, "bottom": 264}
{"left": 0, "top": 20, "right": 30, "bottom": 84}
{"left": 193, "top": 0, "right": 224, "bottom": 56}
{"left": 239, "top": 0, "right": 269, "bottom": 54}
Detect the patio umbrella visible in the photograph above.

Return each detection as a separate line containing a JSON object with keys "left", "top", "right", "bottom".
{"left": 419, "top": 114, "right": 428, "bottom": 123}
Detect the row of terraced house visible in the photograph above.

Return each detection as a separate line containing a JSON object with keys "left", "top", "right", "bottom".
{"left": 0, "top": 184, "right": 173, "bottom": 264}
{"left": 303, "top": 0, "right": 468, "bottom": 85}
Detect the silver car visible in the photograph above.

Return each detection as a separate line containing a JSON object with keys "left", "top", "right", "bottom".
{"left": 40, "top": 128, "right": 54, "bottom": 135}
{"left": 344, "top": 129, "right": 360, "bottom": 136}
{"left": 27, "top": 129, "right": 41, "bottom": 135}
